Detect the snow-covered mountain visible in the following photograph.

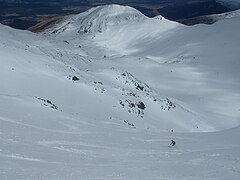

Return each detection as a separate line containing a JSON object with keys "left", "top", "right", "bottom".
{"left": 48, "top": 5, "right": 147, "bottom": 34}
{"left": 0, "top": 4, "right": 240, "bottom": 179}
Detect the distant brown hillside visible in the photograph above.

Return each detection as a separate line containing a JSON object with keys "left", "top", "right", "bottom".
{"left": 28, "top": 15, "right": 73, "bottom": 33}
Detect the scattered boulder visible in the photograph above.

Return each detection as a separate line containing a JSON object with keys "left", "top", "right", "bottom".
{"left": 137, "top": 101, "right": 145, "bottom": 110}
{"left": 161, "top": 98, "right": 176, "bottom": 111}
{"left": 124, "top": 120, "right": 135, "bottom": 128}
{"left": 136, "top": 85, "right": 144, "bottom": 91}
{"left": 94, "top": 81, "right": 103, "bottom": 85}
{"left": 35, "top": 97, "right": 58, "bottom": 110}
{"left": 129, "top": 103, "right": 135, "bottom": 108}
{"left": 72, "top": 76, "right": 80, "bottom": 81}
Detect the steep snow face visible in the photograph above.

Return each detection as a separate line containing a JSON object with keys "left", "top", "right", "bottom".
{"left": 0, "top": 23, "right": 212, "bottom": 134}
{"left": 1, "top": 5, "right": 240, "bottom": 179}
{"left": 49, "top": 4, "right": 147, "bottom": 34}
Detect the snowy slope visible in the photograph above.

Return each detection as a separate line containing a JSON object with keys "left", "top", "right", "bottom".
{"left": 48, "top": 4, "right": 240, "bottom": 131}
{"left": 0, "top": 4, "right": 240, "bottom": 180}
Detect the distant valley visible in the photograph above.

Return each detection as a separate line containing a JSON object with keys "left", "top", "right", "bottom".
{"left": 0, "top": 0, "right": 236, "bottom": 29}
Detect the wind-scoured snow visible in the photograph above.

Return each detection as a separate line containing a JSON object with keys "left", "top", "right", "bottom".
{"left": 0, "top": 4, "right": 240, "bottom": 180}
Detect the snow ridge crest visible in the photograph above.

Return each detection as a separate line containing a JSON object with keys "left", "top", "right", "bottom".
{"left": 50, "top": 4, "right": 147, "bottom": 34}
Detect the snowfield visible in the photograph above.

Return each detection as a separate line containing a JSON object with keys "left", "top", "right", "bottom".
{"left": 0, "top": 4, "right": 240, "bottom": 179}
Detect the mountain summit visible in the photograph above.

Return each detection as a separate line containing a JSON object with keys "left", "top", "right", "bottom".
{"left": 50, "top": 4, "right": 147, "bottom": 34}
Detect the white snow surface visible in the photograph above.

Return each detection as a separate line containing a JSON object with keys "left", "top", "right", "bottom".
{"left": 49, "top": 4, "right": 147, "bottom": 34}
{"left": 0, "top": 4, "right": 240, "bottom": 179}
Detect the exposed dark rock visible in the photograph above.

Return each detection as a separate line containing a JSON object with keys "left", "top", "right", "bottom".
{"left": 72, "top": 76, "right": 79, "bottom": 81}
{"left": 136, "top": 85, "right": 144, "bottom": 91}
{"left": 137, "top": 101, "right": 145, "bottom": 110}
{"left": 161, "top": 98, "right": 176, "bottom": 111}
{"left": 120, "top": 101, "right": 124, "bottom": 107}
{"left": 36, "top": 97, "right": 58, "bottom": 110}
{"left": 124, "top": 120, "right": 135, "bottom": 128}
{"left": 94, "top": 81, "right": 103, "bottom": 85}
{"left": 129, "top": 103, "right": 135, "bottom": 108}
